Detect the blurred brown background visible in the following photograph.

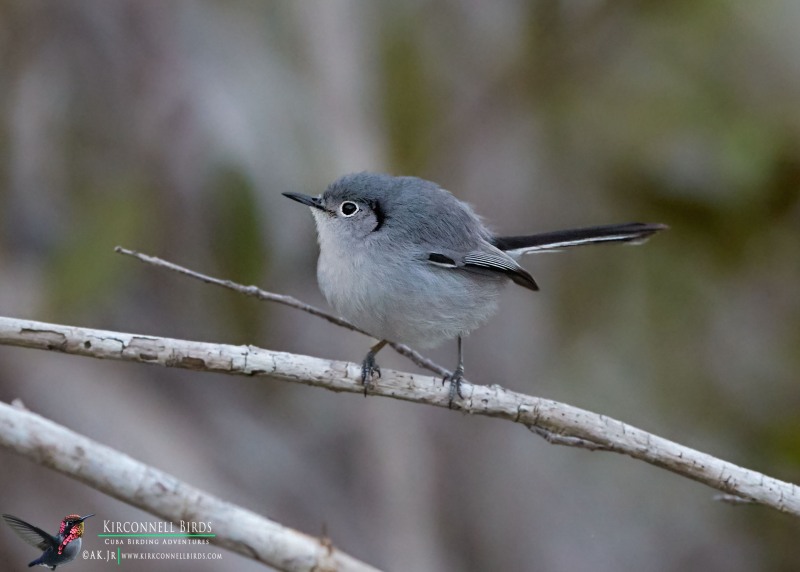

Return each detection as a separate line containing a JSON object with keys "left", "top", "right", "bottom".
{"left": 0, "top": 1, "right": 799, "bottom": 571}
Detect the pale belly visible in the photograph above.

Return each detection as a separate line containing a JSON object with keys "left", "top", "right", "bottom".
{"left": 317, "top": 251, "right": 505, "bottom": 348}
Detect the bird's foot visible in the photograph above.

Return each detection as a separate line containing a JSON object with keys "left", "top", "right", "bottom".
{"left": 443, "top": 366, "right": 465, "bottom": 408}
{"left": 360, "top": 353, "right": 381, "bottom": 396}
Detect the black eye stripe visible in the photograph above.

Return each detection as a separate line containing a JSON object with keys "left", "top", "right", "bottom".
{"left": 369, "top": 199, "right": 385, "bottom": 232}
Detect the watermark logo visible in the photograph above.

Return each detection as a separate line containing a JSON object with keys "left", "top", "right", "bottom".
{"left": 91, "top": 518, "right": 222, "bottom": 564}
{"left": 4, "top": 512, "right": 223, "bottom": 566}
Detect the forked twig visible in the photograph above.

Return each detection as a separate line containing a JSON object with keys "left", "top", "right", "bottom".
{"left": 114, "top": 247, "right": 449, "bottom": 378}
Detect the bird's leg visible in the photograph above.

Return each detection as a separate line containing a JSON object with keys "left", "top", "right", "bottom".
{"left": 443, "top": 336, "right": 465, "bottom": 407}
{"left": 361, "top": 339, "right": 388, "bottom": 395}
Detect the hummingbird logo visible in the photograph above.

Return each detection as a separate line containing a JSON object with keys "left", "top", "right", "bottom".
{"left": 2, "top": 513, "right": 94, "bottom": 570}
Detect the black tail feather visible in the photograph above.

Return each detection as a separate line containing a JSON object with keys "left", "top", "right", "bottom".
{"left": 493, "top": 222, "right": 667, "bottom": 254}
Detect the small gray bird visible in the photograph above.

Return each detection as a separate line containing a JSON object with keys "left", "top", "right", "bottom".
{"left": 284, "top": 172, "right": 665, "bottom": 399}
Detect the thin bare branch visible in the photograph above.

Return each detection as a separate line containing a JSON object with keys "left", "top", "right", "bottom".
{"left": 114, "top": 246, "right": 450, "bottom": 378}
{"left": 0, "top": 316, "right": 798, "bottom": 517}
{"left": 0, "top": 399, "right": 380, "bottom": 572}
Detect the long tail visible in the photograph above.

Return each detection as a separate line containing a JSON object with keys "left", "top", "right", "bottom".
{"left": 493, "top": 222, "right": 667, "bottom": 255}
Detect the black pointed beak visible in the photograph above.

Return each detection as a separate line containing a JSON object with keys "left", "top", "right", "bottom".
{"left": 77, "top": 514, "right": 95, "bottom": 523}
{"left": 282, "top": 192, "right": 324, "bottom": 210}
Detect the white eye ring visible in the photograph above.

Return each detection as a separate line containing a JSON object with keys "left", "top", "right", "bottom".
{"left": 339, "top": 201, "right": 359, "bottom": 217}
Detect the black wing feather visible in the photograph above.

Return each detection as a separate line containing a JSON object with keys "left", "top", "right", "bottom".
{"left": 2, "top": 514, "right": 57, "bottom": 551}
{"left": 462, "top": 252, "right": 539, "bottom": 291}
{"left": 428, "top": 248, "right": 539, "bottom": 291}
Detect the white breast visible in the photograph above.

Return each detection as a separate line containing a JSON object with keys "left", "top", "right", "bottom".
{"left": 316, "top": 239, "right": 505, "bottom": 348}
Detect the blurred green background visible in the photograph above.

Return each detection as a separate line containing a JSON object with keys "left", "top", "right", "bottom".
{"left": 0, "top": 1, "right": 798, "bottom": 571}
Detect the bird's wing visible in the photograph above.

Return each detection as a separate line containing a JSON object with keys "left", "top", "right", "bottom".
{"left": 427, "top": 245, "right": 539, "bottom": 291}
{"left": 2, "top": 514, "right": 57, "bottom": 550}
{"left": 493, "top": 222, "right": 668, "bottom": 255}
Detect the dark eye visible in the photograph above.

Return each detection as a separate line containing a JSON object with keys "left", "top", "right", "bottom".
{"left": 339, "top": 201, "right": 359, "bottom": 217}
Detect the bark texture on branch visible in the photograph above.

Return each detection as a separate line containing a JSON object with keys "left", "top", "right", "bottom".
{"left": 0, "top": 400, "right": 379, "bottom": 572}
{"left": 0, "top": 315, "right": 798, "bottom": 517}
